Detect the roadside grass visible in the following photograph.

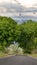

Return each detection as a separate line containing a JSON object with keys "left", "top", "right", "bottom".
{"left": 0, "top": 44, "right": 37, "bottom": 58}
{"left": 0, "top": 44, "right": 24, "bottom": 57}
{"left": 0, "top": 51, "right": 8, "bottom": 57}
{"left": 31, "top": 54, "right": 37, "bottom": 58}
{"left": 27, "top": 54, "right": 37, "bottom": 58}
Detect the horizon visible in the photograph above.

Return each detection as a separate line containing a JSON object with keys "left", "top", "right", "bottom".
{"left": 0, "top": 0, "right": 37, "bottom": 22}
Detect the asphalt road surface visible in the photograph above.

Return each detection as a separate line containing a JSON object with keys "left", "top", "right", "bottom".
{"left": 0, "top": 56, "right": 37, "bottom": 65}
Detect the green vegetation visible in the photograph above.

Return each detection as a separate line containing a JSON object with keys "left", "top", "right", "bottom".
{"left": 0, "top": 16, "right": 17, "bottom": 51}
{"left": 18, "top": 20, "right": 37, "bottom": 54}
{"left": 0, "top": 16, "right": 37, "bottom": 57}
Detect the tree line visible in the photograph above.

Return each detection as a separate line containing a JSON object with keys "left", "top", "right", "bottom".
{"left": 0, "top": 16, "right": 37, "bottom": 53}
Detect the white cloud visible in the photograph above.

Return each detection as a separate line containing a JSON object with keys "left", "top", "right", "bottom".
{"left": 0, "top": 0, "right": 37, "bottom": 22}
{"left": 0, "top": 0, "right": 37, "bottom": 7}
{"left": 0, "top": 0, "right": 11, "bottom": 3}
{"left": 18, "top": 0, "right": 37, "bottom": 7}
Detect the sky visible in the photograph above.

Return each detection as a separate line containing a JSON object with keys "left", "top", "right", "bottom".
{"left": 18, "top": 0, "right": 37, "bottom": 7}
{"left": 0, "top": 0, "right": 37, "bottom": 22}
{"left": 0, "top": 0, "right": 37, "bottom": 7}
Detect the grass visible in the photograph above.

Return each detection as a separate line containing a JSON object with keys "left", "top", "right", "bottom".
{"left": 0, "top": 44, "right": 37, "bottom": 58}
{"left": 0, "top": 51, "right": 8, "bottom": 58}
{"left": 0, "top": 51, "right": 37, "bottom": 58}
{"left": 31, "top": 54, "right": 37, "bottom": 58}
{"left": 27, "top": 54, "right": 37, "bottom": 58}
{"left": 0, "top": 44, "right": 24, "bottom": 58}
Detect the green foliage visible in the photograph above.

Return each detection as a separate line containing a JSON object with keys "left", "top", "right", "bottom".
{"left": 18, "top": 20, "right": 37, "bottom": 53}
{"left": 0, "top": 16, "right": 37, "bottom": 54}
{"left": 0, "top": 16, "right": 17, "bottom": 50}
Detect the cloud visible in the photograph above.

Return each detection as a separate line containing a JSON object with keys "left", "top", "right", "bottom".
{"left": 0, "top": 0, "right": 37, "bottom": 7}
{"left": 0, "top": 0, "right": 11, "bottom": 3}
{"left": 0, "top": 0, "right": 37, "bottom": 22}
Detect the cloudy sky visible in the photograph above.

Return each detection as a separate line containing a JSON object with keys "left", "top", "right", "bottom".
{"left": 0, "top": 0, "right": 37, "bottom": 22}
{"left": 18, "top": 0, "right": 37, "bottom": 7}
{"left": 0, "top": 0, "right": 37, "bottom": 7}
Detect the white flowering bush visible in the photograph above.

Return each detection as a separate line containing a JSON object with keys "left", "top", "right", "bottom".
{"left": 7, "top": 44, "right": 23, "bottom": 55}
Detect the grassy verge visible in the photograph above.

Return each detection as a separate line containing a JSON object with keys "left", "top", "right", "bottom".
{"left": 0, "top": 51, "right": 37, "bottom": 58}
{"left": 31, "top": 54, "right": 37, "bottom": 58}
{"left": 27, "top": 54, "right": 37, "bottom": 58}
{"left": 0, "top": 44, "right": 37, "bottom": 58}
{"left": 0, "top": 51, "right": 8, "bottom": 58}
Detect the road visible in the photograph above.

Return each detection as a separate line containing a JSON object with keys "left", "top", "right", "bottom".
{"left": 0, "top": 56, "right": 37, "bottom": 65}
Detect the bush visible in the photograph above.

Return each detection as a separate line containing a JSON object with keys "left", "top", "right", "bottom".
{"left": 7, "top": 44, "right": 23, "bottom": 55}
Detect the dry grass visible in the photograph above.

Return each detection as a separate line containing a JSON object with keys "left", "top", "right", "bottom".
{"left": 0, "top": 51, "right": 8, "bottom": 57}
{"left": 31, "top": 54, "right": 37, "bottom": 58}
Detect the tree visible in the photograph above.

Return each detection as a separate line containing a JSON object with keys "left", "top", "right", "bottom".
{"left": 18, "top": 20, "right": 37, "bottom": 53}
{"left": 0, "top": 16, "right": 17, "bottom": 49}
